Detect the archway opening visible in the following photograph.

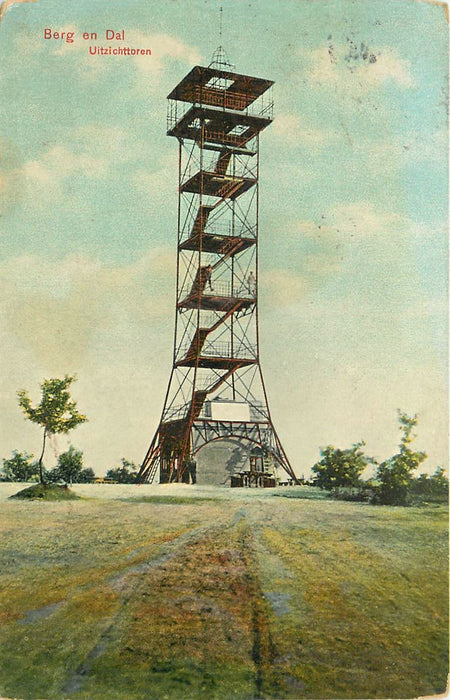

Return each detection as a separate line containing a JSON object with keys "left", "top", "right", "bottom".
{"left": 195, "top": 438, "right": 257, "bottom": 486}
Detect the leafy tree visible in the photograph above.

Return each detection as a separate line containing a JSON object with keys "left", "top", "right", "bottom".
{"left": 1, "top": 451, "right": 39, "bottom": 482}
{"left": 374, "top": 411, "right": 427, "bottom": 506}
{"left": 410, "top": 467, "right": 449, "bottom": 503}
{"left": 311, "top": 442, "right": 375, "bottom": 491}
{"left": 78, "top": 467, "right": 95, "bottom": 483}
{"left": 430, "top": 467, "right": 449, "bottom": 497}
{"left": 47, "top": 449, "right": 95, "bottom": 484}
{"left": 17, "top": 375, "right": 87, "bottom": 484}
{"left": 53, "top": 446, "right": 83, "bottom": 484}
{"left": 106, "top": 458, "right": 138, "bottom": 484}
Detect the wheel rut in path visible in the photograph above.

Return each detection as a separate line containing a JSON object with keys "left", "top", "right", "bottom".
{"left": 62, "top": 522, "right": 218, "bottom": 695}
{"left": 62, "top": 507, "right": 279, "bottom": 698}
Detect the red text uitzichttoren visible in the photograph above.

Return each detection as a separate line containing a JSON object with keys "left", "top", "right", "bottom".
{"left": 43, "top": 28, "right": 152, "bottom": 55}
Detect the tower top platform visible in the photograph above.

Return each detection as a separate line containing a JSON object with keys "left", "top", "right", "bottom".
{"left": 167, "top": 65, "right": 273, "bottom": 111}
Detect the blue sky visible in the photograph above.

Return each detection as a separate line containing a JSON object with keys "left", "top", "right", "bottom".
{"left": 0, "top": 0, "right": 447, "bottom": 475}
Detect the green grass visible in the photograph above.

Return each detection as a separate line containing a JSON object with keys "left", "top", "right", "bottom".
{"left": 273, "top": 485, "right": 331, "bottom": 499}
{"left": 120, "top": 495, "right": 219, "bottom": 504}
{"left": 253, "top": 504, "right": 448, "bottom": 697}
{"left": 0, "top": 486, "right": 447, "bottom": 699}
{"left": 9, "top": 483, "right": 80, "bottom": 500}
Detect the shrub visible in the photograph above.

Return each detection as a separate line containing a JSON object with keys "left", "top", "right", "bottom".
{"left": 1, "top": 451, "right": 39, "bottom": 482}
{"left": 106, "top": 458, "right": 138, "bottom": 484}
{"left": 311, "top": 442, "right": 376, "bottom": 491}
{"left": 372, "top": 412, "right": 427, "bottom": 506}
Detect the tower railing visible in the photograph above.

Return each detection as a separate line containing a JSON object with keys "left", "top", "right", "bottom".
{"left": 180, "top": 280, "right": 256, "bottom": 300}
{"left": 179, "top": 162, "right": 257, "bottom": 187}
{"left": 181, "top": 220, "right": 256, "bottom": 238}
{"left": 177, "top": 341, "right": 257, "bottom": 361}
{"left": 167, "top": 91, "right": 274, "bottom": 133}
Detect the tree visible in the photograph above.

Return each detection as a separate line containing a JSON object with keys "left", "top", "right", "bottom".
{"left": 17, "top": 376, "right": 87, "bottom": 484}
{"left": 78, "top": 467, "right": 95, "bottom": 483}
{"left": 374, "top": 411, "right": 427, "bottom": 506}
{"left": 429, "top": 467, "right": 449, "bottom": 498}
{"left": 106, "top": 458, "right": 138, "bottom": 484}
{"left": 47, "top": 448, "right": 95, "bottom": 484}
{"left": 311, "top": 442, "right": 375, "bottom": 491}
{"left": 410, "top": 467, "right": 449, "bottom": 503}
{"left": 1, "top": 451, "right": 39, "bottom": 482}
{"left": 53, "top": 446, "right": 83, "bottom": 484}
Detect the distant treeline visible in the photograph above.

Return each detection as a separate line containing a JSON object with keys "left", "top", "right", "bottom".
{"left": 2, "top": 412, "right": 448, "bottom": 506}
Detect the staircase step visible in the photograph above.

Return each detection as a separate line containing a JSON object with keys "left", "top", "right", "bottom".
{"left": 214, "top": 151, "right": 232, "bottom": 176}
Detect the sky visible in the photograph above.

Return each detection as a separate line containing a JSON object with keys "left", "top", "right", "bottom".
{"left": 0, "top": 0, "right": 448, "bottom": 476}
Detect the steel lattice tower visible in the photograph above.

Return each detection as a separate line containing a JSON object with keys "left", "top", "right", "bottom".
{"left": 138, "top": 51, "right": 297, "bottom": 486}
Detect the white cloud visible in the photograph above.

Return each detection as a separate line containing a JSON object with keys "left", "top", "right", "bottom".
{"left": 322, "top": 203, "right": 445, "bottom": 251}
{"left": 0, "top": 163, "right": 22, "bottom": 211}
{"left": 12, "top": 125, "right": 151, "bottom": 202}
{"left": 127, "top": 31, "right": 201, "bottom": 76}
{"left": 363, "top": 50, "right": 414, "bottom": 88}
{"left": 72, "top": 124, "right": 147, "bottom": 161}
{"left": 18, "top": 144, "right": 106, "bottom": 204}
{"left": 24, "top": 145, "right": 107, "bottom": 183}
{"left": 291, "top": 201, "right": 425, "bottom": 242}
{"left": 303, "top": 43, "right": 414, "bottom": 92}
{"left": 327, "top": 201, "right": 406, "bottom": 237}
{"left": 269, "top": 203, "right": 447, "bottom": 320}
{"left": 354, "top": 129, "right": 447, "bottom": 174}
{"left": 133, "top": 152, "right": 178, "bottom": 201}
{"left": 271, "top": 113, "right": 336, "bottom": 147}
{"left": 260, "top": 204, "right": 393, "bottom": 308}
{"left": 261, "top": 268, "right": 310, "bottom": 306}
{"left": 0, "top": 249, "right": 173, "bottom": 368}
{"left": 261, "top": 235, "right": 343, "bottom": 308}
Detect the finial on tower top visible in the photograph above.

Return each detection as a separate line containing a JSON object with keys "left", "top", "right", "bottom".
{"left": 208, "top": 6, "right": 235, "bottom": 71}
{"left": 209, "top": 45, "right": 235, "bottom": 71}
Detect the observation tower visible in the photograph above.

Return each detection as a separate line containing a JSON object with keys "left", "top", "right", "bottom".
{"left": 138, "top": 49, "right": 297, "bottom": 486}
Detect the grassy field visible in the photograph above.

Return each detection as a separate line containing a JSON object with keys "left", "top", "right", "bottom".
{"left": 0, "top": 483, "right": 447, "bottom": 700}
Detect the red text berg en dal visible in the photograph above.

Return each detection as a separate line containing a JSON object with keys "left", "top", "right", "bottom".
{"left": 43, "top": 29, "right": 152, "bottom": 56}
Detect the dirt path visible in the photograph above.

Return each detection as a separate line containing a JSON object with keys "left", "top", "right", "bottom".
{"left": 65, "top": 508, "right": 283, "bottom": 699}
